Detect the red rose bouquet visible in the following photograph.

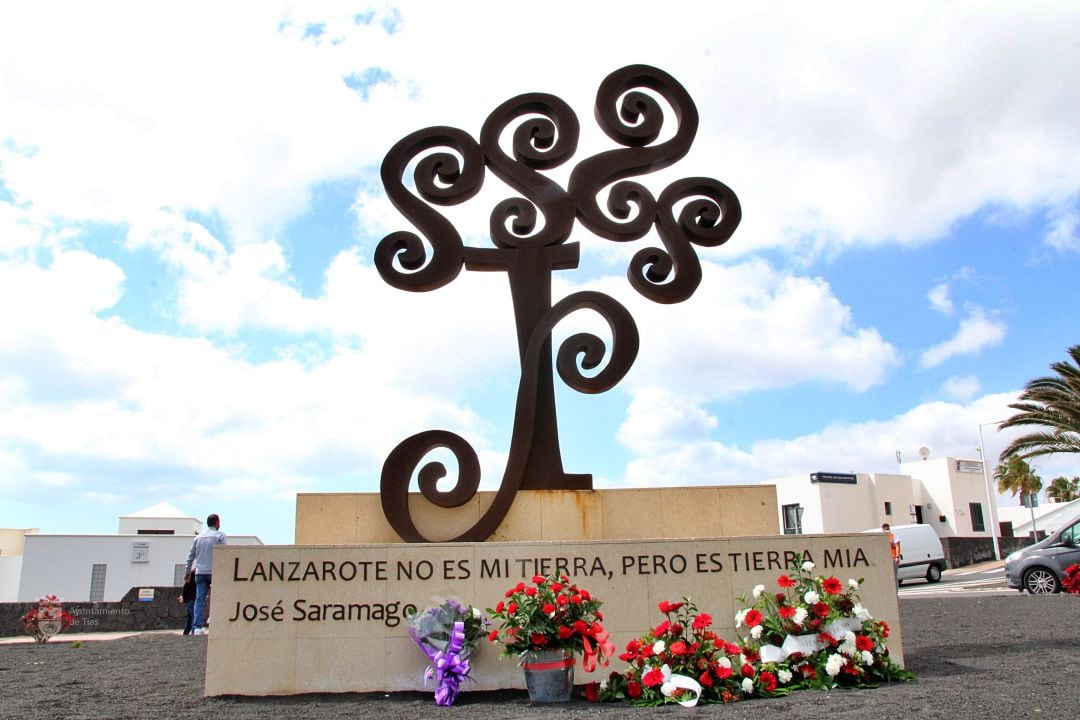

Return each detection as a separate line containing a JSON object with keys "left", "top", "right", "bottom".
{"left": 1063, "top": 563, "right": 1080, "bottom": 594}
{"left": 487, "top": 573, "right": 612, "bottom": 671}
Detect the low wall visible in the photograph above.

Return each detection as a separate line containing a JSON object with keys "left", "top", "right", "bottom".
{"left": 0, "top": 585, "right": 188, "bottom": 638}
{"left": 998, "top": 536, "right": 1034, "bottom": 557}
{"left": 942, "top": 536, "right": 1035, "bottom": 568}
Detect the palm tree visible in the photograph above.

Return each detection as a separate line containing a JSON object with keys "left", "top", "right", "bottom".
{"left": 994, "top": 455, "right": 1043, "bottom": 535}
{"left": 1046, "top": 475, "right": 1080, "bottom": 503}
{"left": 994, "top": 455, "right": 1043, "bottom": 502}
{"left": 999, "top": 344, "right": 1080, "bottom": 461}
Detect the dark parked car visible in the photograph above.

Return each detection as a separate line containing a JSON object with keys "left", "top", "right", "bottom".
{"left": 1004, "top": 516, "right": 1080, "bottom": 594}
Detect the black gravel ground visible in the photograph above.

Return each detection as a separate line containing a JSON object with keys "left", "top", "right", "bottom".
{"left": 1, "top": 594, "right": 1077, "bottom": 720}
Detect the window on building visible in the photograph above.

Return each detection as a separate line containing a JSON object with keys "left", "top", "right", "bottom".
{"left": 969, "top": 502, "right": 986, "bottom": 532}
{"left": 173, "top": 564, "right": 187, "bottom": 586}
{"left": 89, "top": 564, "right": 107, "bottom": 602}
{"left": 137, "top": 529, "right": 175, "bottom": 535}
{"left": 782, "top": 504, "right": 804, "bottom": 535}
{"left": 883, "top": 501, "right": 893, "bottom": 516}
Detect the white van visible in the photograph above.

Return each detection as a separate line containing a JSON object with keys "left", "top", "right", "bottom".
{"left": 865, "top": 523, "right": 947, "bottom": 584}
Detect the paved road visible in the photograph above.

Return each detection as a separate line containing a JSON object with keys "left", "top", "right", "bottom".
{"left": 898, "top": 559, "right": 1012, "bottom": 597}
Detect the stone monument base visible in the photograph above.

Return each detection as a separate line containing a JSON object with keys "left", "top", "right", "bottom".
{"left": 204, "top": 533, "right": 901, "bottom": 696}
{"left": 295, "top": 485, "right": 779, "bottom": 544}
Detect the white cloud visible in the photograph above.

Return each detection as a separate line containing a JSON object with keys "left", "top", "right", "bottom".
{"left": 618, "top": 389, "right": 718, "bottom": 456}
{"left": 1044, "top": 197, "right": 1079, "bottom": 252}
{"left": 0, "top": 201, "right": 46, "bottom": 256}
{"left": 920, "top": 308, "right": 1007, "bottom": 368}
{"left": 0, "top": 247, "right": 507, "bottom": 507}
{"left": 617, "top": 391, "right": 1075, "bottom": 489}
{"left": 940, "top": 374, "right": 982, "bottom": 402}
{"left": 589, "top": 259, "right": 900, "bottom": 398}
{"left": 0, "top": 2, "right": 401, "bottom": 244}
{"left": 686, "top": 5, "right": 1080, "bottom": 256}
{"left": 2, "top": 3, "right": 1077, "bottom": 259}
{"left": 927, "top": 282, "right": 954, "bottom": 316}
{"left": 621, "top": 440, "right": 756, "bottom": 489}
{"left": 0, "top": 221, "right": 903, "bottom": 521}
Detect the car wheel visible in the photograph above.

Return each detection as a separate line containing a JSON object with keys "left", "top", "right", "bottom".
{"left": 926, "top": 564, "right": 942, "bottom": 583}
{"left": 1023, "top": 567, "right": 1059, "bottom": 594}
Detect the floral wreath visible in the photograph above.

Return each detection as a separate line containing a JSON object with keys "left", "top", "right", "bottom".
{"left": 734, "top": 557, "right": 911, "bottom": 689}
{"left": 588, "top": 557, "right": 912, "bottom": 706}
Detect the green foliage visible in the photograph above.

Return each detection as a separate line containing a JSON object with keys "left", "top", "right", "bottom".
{"left": 1047, "top": 475, "right": 1080, "bottom": 503}
{"left": 999, "top": 344, "right": 1080, "bottom": 462}
{"left": 994, "top": 454, "right": 1043, "bottom": 502}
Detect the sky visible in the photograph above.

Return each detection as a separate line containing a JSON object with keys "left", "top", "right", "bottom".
{"left": 1, "top": 2, "right": 1078, "bottom": 545}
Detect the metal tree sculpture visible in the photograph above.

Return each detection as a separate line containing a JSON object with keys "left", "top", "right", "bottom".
{"left": 377, "top": 65, "right": 740, "bottom": 542}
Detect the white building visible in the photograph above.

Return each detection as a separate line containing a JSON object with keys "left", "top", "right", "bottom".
{"left": 904, "top": 457, "right": 997, "bottom": 538}
{"left": 1004, "top": 497, "right": 1080, "bottom": 538}
{"left": 766, "top": 457, "right": 997, "bottom": 542}
{"left": 8, "top": 503, "right": 261, "bottom": 603}
{"left": 119, "top": 502, "right": 203, "bottom": 535}
{"left": 0, "top": 528, "right": 38, "bottom": 602}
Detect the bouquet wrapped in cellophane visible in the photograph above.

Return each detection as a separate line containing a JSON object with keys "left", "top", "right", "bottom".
{"left": 407, "top": 598, "right": 490, "bottom": 706}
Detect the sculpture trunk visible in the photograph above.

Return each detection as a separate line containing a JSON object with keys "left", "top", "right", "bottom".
{"left": 466, "top": 243, "right": 591, "bottom": 490}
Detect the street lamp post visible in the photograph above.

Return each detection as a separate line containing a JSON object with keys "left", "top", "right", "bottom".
{"left": 977, "top": 420, "right": 1006, "bottom": 561}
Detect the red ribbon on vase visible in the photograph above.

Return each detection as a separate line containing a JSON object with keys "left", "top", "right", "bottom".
{"left": 521, "top": 654, "right": 576, "bottom": 671}
{"left": 581, "top": 622, "right": 615, "bottom": 673}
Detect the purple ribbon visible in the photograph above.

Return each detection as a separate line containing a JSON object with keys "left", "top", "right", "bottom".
{"left": 420, "top": 621, "right": 471, "bottom": 706}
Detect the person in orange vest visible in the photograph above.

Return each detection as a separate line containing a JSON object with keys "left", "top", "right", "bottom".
{"left": 882, "top": 523, "right": 901, "bottom": 589}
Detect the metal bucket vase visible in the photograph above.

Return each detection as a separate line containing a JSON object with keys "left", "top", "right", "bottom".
{"left": 31, "top": 619, "right": 62, "bottom": 644}
{"left": 521, "top": 649, "right": 575, "bottom": 703}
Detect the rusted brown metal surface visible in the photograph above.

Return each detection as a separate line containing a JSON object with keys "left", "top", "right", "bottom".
{"left": 377, "top": 65, "right": 740, "bottom": 542}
